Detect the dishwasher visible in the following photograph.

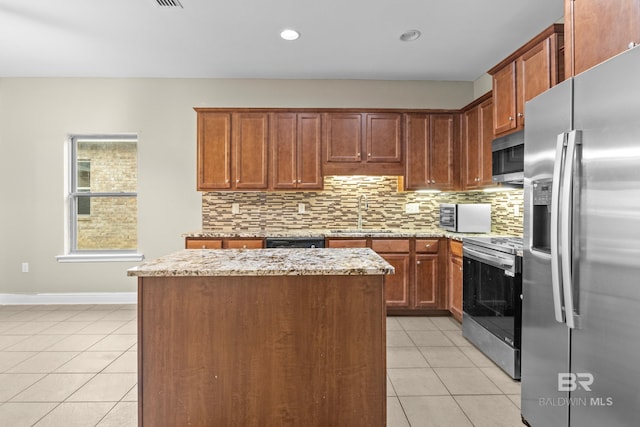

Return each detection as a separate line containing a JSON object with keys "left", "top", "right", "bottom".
{"left": 265, "top": 237, "right": 325, "bottom": 248}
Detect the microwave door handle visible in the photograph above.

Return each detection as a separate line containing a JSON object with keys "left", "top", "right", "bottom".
{"left": 550, "top": 133, "right": 567, "bottom": 324}
{"left": 561, "top": 130, "right": 581, "bottom": 329}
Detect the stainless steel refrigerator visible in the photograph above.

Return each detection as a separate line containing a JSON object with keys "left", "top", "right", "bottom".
{"left": 521, "top": 46, "right": 640, "bottom": 427}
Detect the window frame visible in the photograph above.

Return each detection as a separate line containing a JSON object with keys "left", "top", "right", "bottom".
{"left": 57, "top": 134, "right": 144, "bottom": 263}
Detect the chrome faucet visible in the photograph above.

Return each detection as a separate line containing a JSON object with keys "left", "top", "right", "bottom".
{"left": 357, "top": 194, "right": 368, "bottom": 229}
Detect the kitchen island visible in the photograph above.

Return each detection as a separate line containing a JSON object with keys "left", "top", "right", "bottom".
{"left": 128, "top": 248, "right": 393, "bottom": 427}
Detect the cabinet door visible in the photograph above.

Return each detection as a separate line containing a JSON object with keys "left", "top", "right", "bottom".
{"left": 233, "top": 113, "right": 268, "bottom": 189}
{"left": 517, "top": 39, "right": 553, "bottom": 128}
{"left": 325, "top": 113, "right": 362, "bottom": 162}
{"left": 404, "top": 114, "right": 430, "bottom": 190}
{"left": 271, "top": 113, "right": 298, "bottom": 189}
{"left": 380, "top": 253, "right": 411, "bottom": 308}
{"left": 365, "top": 113, "right": 402, "bottom": 163}
{"left": 479, "top": 98, "right": 494, "bottom": 186}
{"left": 198, "top": 112, "right": 231, "bottom": 190}
{"left": 297, "top": 113, "right": 322, "bottom": 189}
{"left": 492, "top": 62, "right": 517, "bottom": 135}
{"left": 429, "top": 114, "right": 458, "bottom": 191}
{"left": 414, "top": 254, "right": 440, "bottom": 309}
{"left": 326, "top": 239, "right": 368, "bottom": 248}
{"left": 569, "top": 0, "right": 640, "bottom": 76}
{"left": 449, "top": 256, "right": 463, "bottom": 322}
{"left": 462, "top": 107, "right": 480, "bottom": 189}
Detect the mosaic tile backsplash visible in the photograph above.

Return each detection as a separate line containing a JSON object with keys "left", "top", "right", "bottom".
{"left": 202, "top": 176, "right": 523, "bottom": 235}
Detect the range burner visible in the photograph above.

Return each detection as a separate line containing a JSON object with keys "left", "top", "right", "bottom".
{"left": 463, "top": 236, "right": 523, "bottom": 255}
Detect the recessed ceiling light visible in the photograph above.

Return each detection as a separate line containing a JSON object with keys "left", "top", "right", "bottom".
{"left": 400, "top": 30, "right": 421, "bottom": 42}
{"left": 280, "top": 29, "right": 300, "bottom": 41}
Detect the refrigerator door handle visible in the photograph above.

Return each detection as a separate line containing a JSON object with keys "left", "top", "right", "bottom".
{"left": 550, "top": 133, "right": 567, "bottom": 324}
{"left": 561, "top": 130, "right": 581, "bottom": 329}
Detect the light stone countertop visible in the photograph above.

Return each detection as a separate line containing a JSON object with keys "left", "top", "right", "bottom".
{"left": 128, "top": 248, "right": 395, "bottom": 277}
{"left": 182, "top": 229, "right": 511, "bottom": 241}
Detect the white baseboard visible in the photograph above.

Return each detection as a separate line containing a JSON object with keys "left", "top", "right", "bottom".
{"left": 0, "top": 292, "right": 137, "bottom": 305}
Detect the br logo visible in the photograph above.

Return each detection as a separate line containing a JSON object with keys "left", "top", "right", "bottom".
{"left": 558, "top": 373, "right": 594, "bottom": 392}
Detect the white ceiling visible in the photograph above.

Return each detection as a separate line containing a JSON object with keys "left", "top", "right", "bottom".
{"left": 0, "top": 0, "right": 563, "bottom": 80}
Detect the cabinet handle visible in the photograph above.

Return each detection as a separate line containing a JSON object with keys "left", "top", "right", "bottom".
{"left": 459, "top": 267, "right": 463, "bottom": 272}
{"left": 508, "top": 116, "right": 514, "bottom": 121}
{"left": 425, "top": 244, "right": 431, "bottom": 248}
{"left": 417, "top": 261, "right": 421, "bottom": 265}
{"left": 236, "top": 179, "right": 240, "bottom": 183}
{"left": 629, "top": 42, "right": 639, "bottom": 49}
{"left": 518, "top": 113, "right": 524, "bottom": 118}
{"left": 242, "top": 245, "right": 247, "bottom": 249}
{"left": 225, "top": 179, "right": 229, "bottom": 183}
{"left": 432, "top": 180, "right": 436, "bottom": 184}
{"left": 202, "top": 245, "right": 206, "bottom": 249}
{"left": 368, "top": 153, "right": 371, "bottom": 157}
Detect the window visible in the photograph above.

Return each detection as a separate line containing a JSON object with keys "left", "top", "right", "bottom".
{"left": 58, "top": 135, "right": 143, "bottom": 262}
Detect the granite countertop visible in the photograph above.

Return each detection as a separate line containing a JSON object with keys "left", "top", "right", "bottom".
{"left": 182, "top": 229, "right": 508, "bottom": 241}
{"left": 128, "top": 248, "right": 395, "bottom": 277}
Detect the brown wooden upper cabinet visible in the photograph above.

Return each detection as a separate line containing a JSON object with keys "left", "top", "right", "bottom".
{"left": 461, "top": 94, "right": 493, "bottom": 190}
{"left": 489, "top": 24, "right": 564, "bottom": 137}
{"left": 323, "top": 112, "right": 403, "bottom": 175}
{"left": 565, "top": 0, "right": 640, "bottom": 77}
{"left": 196, "top": 110, "right": 268, "bottom": 191}
{"left": 404, "top": 113, "right": 458, "bottom": 191}
{"left": 270, "top": 113, "right": 322, "bottom": 190}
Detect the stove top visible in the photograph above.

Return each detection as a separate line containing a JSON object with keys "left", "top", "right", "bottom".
{"left": 462, "top": 236, "right": 523, "bottom": 255}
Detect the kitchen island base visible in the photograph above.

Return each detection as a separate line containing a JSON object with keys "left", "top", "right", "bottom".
{"left": 138, "top": 274, "right": 386, "bottom": 426}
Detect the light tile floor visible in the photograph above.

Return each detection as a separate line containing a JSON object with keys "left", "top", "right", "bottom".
{"left": 0, "top": 305, "right": 522, "bottom": 426}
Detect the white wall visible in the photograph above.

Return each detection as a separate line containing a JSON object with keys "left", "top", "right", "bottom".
{"left": 0, "top": 78, "right": 473, "bottom": 295}
{"left": 473, "top": 73, "right": 493, "bottom": 99}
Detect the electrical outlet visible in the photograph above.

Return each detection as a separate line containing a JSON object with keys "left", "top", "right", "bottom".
{"left": 232, "top": 203, "right": 240, "bottom": 214}
{"left": 298, "top": 203, "right": 305, "bottom": 214}
{"left": 21, "top": 262, "right": 29, "bottom": 273}
{"left": 405, "top": 203, "right": 420, "bottom": 214}
{"left": 514, "top": 205, "right": 520, "bottom": 216}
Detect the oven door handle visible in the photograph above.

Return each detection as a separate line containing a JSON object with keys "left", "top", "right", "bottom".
{"left": 463, "top": 247, "right": 515, "bottom": 274}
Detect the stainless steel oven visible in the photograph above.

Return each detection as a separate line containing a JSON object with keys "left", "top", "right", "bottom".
{"left": 462, "top": 236, "right": 523, "bottom": 379}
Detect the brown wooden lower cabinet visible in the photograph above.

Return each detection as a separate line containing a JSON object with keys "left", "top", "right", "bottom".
{"left": 329, "top": 237, "right": 449, "bottom": 314}
{"left": 448, "top": 240, "right": 464, "bottom": 322}
{"left": 138, "top": 274, "right": 386, "bottom": 426}
{"left": 185, "top": 237, "right": 264, "bottom": 249}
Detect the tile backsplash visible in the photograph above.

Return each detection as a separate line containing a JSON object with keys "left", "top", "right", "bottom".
{"left": 202, "top": 176, "right": 523, "bottom": 235}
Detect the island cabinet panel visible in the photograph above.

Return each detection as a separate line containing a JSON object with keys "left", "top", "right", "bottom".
{"left": 185, "top": 238, "right": 223, "bottom": 249}
{"left": 138, "top": 275, "right": 386, "bottom": 427}
{"left": 197, "top": 112, "right": 232, "bottom": 190}
{"left": 566, "top": 0, "right": 640, "bottom": 76}
{"left": 270, "top": 112, "right": 322, "bottom": 190}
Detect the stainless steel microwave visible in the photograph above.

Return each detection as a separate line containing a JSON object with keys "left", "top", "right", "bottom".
{"left": 439, "top": 203, "right": 491, "bottom": 233}
{"left": 492, "top": 130, "right": 524, "bottom": 184}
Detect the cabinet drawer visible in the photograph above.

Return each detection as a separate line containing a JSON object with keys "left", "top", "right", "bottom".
{"left": 415, "top": 239, "right": 439, "bottom": 254}
{"left": 371, "top": 239, "right": 410, "bottom": 253}
{"left": 449, "top": 240, "right": 463, "bottom": 257}
{"left": 327, "top": 239, "right": 368, "bottom": 248}
{"left": 223, "top": 239, "right": 264, "bottom": 249}
{"left": 186, "top": 239, "right": 223, "bottom": 249}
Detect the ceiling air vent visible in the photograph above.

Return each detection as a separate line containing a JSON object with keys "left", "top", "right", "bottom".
{"left": 156, "top": 0, "right": 183, "bottom": 8}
